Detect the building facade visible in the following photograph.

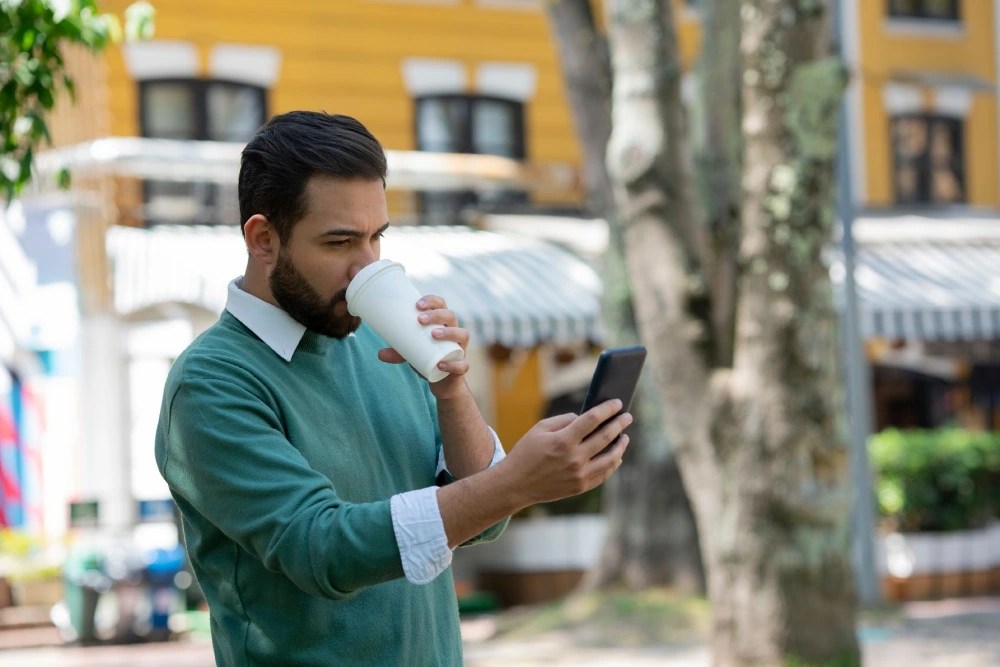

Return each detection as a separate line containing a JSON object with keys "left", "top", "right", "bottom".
{"left": 841, "top": 0, "right": 1000, "bottom": 433}
{"left": 9, "top": 0, "right": 999, "bottom": 556}
{"left": 34, "top": 0, "right": 628, "bottom": 535}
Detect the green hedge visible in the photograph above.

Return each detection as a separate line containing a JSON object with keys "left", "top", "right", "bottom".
{"left": 868, "top": 428, "right": 1000, "bottom": 532}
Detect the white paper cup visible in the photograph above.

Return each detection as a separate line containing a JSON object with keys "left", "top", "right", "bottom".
{"left": 346, "top": 259, "right": 464, "bottom": 383}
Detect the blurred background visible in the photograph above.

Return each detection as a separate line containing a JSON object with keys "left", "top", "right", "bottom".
{"left": 0, "top": 0, "right": 999, "bottom": 665}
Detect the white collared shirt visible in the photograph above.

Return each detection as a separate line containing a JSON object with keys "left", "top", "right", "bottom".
{"left": 225, "top": 278, "right": 506, "bottom": 584}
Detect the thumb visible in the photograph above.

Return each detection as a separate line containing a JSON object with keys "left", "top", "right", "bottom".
{"left": 378, "top": 348, "right": 406, "bottom": 364}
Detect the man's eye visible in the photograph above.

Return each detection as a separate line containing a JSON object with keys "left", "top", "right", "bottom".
{"left": 326, "top": 239, "right": 349, "bottom": 247}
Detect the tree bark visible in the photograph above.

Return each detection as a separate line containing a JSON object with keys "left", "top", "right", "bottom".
{"left": 604, "top": 0, "right": 860, "bottom": 664}
{"left": 544, "top": 0, "right": 615, "bottom": 219}
{"left": 546, "top": 0, "right": 704, "bottom": 593}
{"left": 693, "top": 0, "right": 742, "bottom": 368}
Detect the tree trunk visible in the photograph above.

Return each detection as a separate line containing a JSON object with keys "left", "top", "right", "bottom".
{"left": 693, "top": 0, "right": 742, "bottom": 368}
{"left": 543, "top": 0, "right": 615, "bottom": 219}
{"left": 604, "top": 0, "right": 860, "bottom": 664}
{"left": 546, "top": 0, "right": 703, "bottom": 593}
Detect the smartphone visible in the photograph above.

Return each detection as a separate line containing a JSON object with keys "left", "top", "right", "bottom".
{"left": 579, "top": 345, "right": 647, "bottom": 454}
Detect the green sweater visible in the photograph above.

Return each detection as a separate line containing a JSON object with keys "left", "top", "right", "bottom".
{"left": 155, "top": 311, "right": 505, "bottom": 666}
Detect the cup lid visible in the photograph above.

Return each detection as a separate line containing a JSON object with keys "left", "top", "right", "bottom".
{"left": 345, "top": 259, "right": 403, "bottom": 305}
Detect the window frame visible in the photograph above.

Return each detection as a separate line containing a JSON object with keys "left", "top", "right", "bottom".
{"left": 137, "top": 78, "right": 268, "bottom": 226}
{"left": 412, "top": 93, "right": 529, "bottom": 223}
{"left": 886, "top": 0, "right": 961, "bottom": 22}
{"left": 413, "top": 93, "right": 527, "bottom": 159}
{"left": 138, "top": 78, "right": 268, "bottom": 142}
{"left": 890, "top": 112, "right": 966, "bottom": 206}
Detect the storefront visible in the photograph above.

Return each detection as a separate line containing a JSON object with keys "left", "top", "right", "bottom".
{"left": 841, "top": 214, "right": 1000, "bottom": 432}
{"left": 0, "top": 206, "right": 46, "bottom": 533}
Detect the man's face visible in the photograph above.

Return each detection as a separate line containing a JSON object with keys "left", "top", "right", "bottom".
{"left": 269, "top": 176, "right": 388, "bottom": 338}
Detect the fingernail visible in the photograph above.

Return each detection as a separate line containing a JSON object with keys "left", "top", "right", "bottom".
{"left": 614, "top": 399, "right": 624, "bottom": 410}
{"left": 624, "top": 413, "right": 633, "bottom": 425}
{"left": 419, "top": 313, "right": 430, "bottom": 322}
{"left": 432, "top": 328, "right": 443, "bottom": 337}
{"left": 438, "top": 362, "right": 448, "bottom": 369}
{"left": 417, "top": 299, "right": 427, "bottom": 307}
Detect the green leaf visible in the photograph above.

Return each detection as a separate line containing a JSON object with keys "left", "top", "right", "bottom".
{"left": 13, "top": 58, "right": 35, "bottom": 87}
{"left": 37, "top": 85, "right": 54, "bottom": 109}
{"left": 56, "top": 166, "right": 71, "bottom": 189}
{"left": 18, "top": 145, "right": 33, "bottom": 181}
{"left": 124, "top": 1, "right": 155, "bottom": 41}
{"left": 19, "top": 27, "right": 35, "bottom": 50}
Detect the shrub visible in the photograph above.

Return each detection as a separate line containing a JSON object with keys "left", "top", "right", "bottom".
{"left": 868, "top": 428, "right": 1000, "bottom": 532}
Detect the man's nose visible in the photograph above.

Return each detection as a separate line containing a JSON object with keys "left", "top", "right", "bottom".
{"left": 348, "top": 253, "right": 378, "bottom": 281}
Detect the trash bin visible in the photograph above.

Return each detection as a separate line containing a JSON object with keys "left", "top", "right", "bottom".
{"left": 62, "top": 550, "right": 110, "bottom": 644}
{"left": 144, "top": 545, "right": 185, "bottom": 641}
{"left": 103, "top": 543, "right": 147, "bottom": 643}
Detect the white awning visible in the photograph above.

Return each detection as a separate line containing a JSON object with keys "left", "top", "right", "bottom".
{"left": 486, "top": 212, "right": 1000, "bottom": 343}
{"left": 32, "top": 137, "right": 574, "bottom": 193}
{"left": 831, "top": 215, "right": 1000, "bottom": 341}
{"left": 106, "top": 224, "right": 604, "bottom": 348}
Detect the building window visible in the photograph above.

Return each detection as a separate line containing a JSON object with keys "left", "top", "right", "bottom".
{"left": 891, "top": 114, "right": 965, "bottom": 205}
{"left": 887, "top": 0, "right": 960, "bottom": 21}
{"left": 138, "top": 79, "right": 267, "bottom": 225}
{"left": 414, "top": 94, "right": 527, "bottom": 225}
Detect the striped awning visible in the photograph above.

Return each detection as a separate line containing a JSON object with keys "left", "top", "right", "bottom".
{"left": 831, "top": 215, "right": 1000, "bottom": 342}
{"left": 106, "top": 224, "right": 603, "bottom": 348}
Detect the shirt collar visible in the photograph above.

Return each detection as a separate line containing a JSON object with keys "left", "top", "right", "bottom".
{"left": 225, "top": 277, "right": 306, "bottom": 362}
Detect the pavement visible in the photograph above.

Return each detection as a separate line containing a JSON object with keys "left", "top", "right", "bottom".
{"left": 0, "top": 596, "right": 996, "bottom": 666}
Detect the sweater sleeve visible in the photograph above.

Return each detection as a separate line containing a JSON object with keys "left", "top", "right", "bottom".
{"left": 157, "top": 372, "right": 405, "bottom": 600}
{"left": 422, "top": 384, "right": 510, "bottom": 548}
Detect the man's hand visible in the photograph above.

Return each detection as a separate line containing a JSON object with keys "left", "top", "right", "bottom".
{"left": 377, "top": 294, "right": 470, "bottom": 400}
{"left": 435, "top": 398, "right": 631, "bottom": 548}
{"left": 498, "top": 398, "right": 631, "bottom": 507}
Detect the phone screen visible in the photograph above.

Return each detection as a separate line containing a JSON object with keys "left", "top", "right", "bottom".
{"left": 580, "top": 345, "right": 647, "bottom": 454}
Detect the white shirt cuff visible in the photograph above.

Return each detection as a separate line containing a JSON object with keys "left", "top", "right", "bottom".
{"left": 435, "top": 426, "right": 506, "bottom": 478}
{"left": 392, "top": 428, "right": 505, "bottom": 585}
{"left": 390, "top": 486, "right": 451, "bottom": 585}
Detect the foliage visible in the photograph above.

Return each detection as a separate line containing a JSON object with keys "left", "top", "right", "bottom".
{"left": 0, "top": 526, "right": 37, "bottom": 557}
{"left": 0, "top": 527, "right": 61, "bottom": 581}
{"left": 0, "top": 0, "right": 154, "bottom": 200}
{"left": 869, "top": 428, "right": 1000, "bottom": 532}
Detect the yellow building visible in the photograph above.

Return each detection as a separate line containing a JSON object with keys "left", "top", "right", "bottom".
{"left": 848, "top": 0, "right": 997, "bottom": 209}
{"left": 37, "top": 0, "right": 619, "bottom": 534}
{"left": 838, "top": 0, "right": 1000, "bottom": 436}
{"left": 30, "top": 0, "right": 1000, "bottom": 531}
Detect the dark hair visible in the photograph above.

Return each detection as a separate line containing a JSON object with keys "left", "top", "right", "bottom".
{"left": 238, "top": 111, "right": 388, "bottom": 242}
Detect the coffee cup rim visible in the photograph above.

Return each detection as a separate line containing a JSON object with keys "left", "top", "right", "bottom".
{"left": 346, "top": 259, "right": 404, "bottom": 307}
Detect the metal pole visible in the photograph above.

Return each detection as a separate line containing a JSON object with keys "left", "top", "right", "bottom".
{"left": 832, "top": 0, "right": 881, "bottom": 607}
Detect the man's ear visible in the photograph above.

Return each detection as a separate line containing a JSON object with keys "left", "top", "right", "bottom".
{"left": 243, "top": 214, "right": 280, "bottom": 265}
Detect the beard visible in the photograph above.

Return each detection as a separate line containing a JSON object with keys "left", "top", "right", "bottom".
{"left": 269, "top": 249, "right": 361, "bottom": 339}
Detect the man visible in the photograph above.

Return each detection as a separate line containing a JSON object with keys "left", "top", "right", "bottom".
{"left": 155, "top": 111, "right": 631, "bottom": 666}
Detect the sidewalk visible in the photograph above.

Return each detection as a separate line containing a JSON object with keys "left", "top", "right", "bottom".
{"left": 0, "top": 596, "right": 996, "bottom": 666}
{"left": 463, "top": 596, "right": 1000, "bottom": 667}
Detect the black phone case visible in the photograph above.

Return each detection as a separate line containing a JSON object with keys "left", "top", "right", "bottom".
{"left": 580, "top": 345, "right": 646, "bottom": 456}
{"left": 580, "top": 345, "right": 647, "bottom": 416}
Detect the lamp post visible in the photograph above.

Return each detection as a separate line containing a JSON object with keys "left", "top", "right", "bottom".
{"left": 833, "top": 0, "right": 881, "bottom": 607}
